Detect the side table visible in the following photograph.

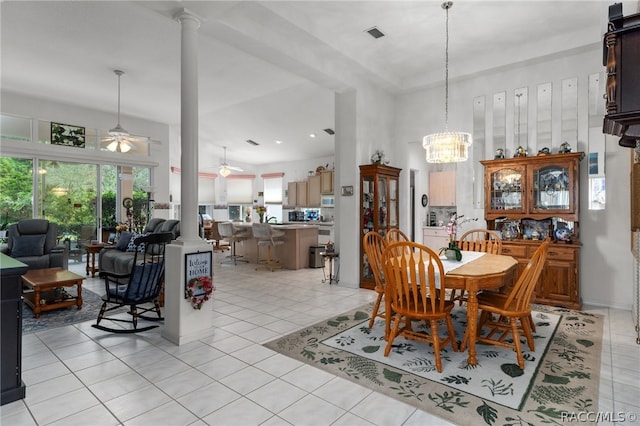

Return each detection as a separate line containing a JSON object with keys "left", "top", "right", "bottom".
{"left": 86, "top": 243, "right": 108, "bottom": 277}
{"left": 320, "top": 251, "right": 339, "bottom": 284}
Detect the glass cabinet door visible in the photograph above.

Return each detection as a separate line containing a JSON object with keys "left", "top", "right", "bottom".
{"left": 488, "top": 166, "right": 525, "bottom": 213}
{"left": 389, "top": 178, "right": 398, "bottom": 227}
{"left": 362, "top": 176, "right": 375, "bottom": 234}
{"left": 531, "top": 163, "right": 572, "bottom": 213}
{"left": 377, "top": 176, "right": 388, "bottom": 231}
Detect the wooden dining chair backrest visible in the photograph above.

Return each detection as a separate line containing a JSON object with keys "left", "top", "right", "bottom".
{"left": 501, "top": 238, "right": 550, "bottom": 313}
{"left": 383, "top": 241, "right": 447, "bottom": 315}
{"left": 458, "top": 229, "right": 502, "bottom": 254}
{"left": 363, "top": 231, "right": 388, "bottom": 291}
{"left": 385, "top": 228, "right": 410, "bottom": 244}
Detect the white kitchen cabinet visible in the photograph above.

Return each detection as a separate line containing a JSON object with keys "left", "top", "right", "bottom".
{"left": 423, "top": 227, "right": 449, "bottom": 252}
{"left": 428, "top": 170, "right": 456, "bottom": 206}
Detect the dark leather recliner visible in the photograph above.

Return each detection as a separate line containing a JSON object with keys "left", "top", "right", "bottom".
{"left": 0, "top": 219, "right": 69, "bottom": 270}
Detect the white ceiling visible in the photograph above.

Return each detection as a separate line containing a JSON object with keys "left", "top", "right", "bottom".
{"left": 1, "top": 1, "right": 637, "bottom": 172}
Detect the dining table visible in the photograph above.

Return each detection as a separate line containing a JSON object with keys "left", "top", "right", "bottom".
{"left": 441, "top": 251, "right": 518, "bottom": 366}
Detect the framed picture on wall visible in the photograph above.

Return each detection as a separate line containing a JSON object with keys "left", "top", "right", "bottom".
{"left": 51, "top": 122, "right": 86, "bottom": 148}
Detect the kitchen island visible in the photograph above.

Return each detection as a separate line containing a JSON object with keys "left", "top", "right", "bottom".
{"left": 232, "top": 223, "right": 319, "bottom": 269}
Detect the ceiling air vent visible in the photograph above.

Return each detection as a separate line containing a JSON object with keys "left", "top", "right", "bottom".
{"left": 365, "top": 27, "right": 385, "bottom": 39}
{"left": 245, "top": 139, "right": 259, "bottom": 146}
{"left": 323, "top": 128, "right": 335, "bottom": 135}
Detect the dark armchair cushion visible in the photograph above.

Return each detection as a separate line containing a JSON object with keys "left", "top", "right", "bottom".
{"left": 11, "top": 235, "right": 46, "bottom": 257}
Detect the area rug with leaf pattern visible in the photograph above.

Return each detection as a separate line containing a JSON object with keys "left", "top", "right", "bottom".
{"left": 264, "top": 303, "right": 603, "bottom": 425}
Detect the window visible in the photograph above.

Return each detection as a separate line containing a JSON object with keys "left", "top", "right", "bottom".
{"left": 264, "top": 176, "right": 283, "bottom": 204}
{"left": 1, "top": 114, "right": 31, "bottom": 142}
{"left": 226, "top": 178, "right": 253, "bottom": 204}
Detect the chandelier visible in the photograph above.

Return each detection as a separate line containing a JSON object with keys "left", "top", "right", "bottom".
{"left": 423, "top": 1, "right": 472, "bottom": 163}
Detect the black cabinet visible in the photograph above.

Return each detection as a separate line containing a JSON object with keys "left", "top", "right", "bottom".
{"left": 1, "top": 254, "right": 28, "bottom": 405}
{"left": 603, "top": 3, "right": 640, "bottom": 146}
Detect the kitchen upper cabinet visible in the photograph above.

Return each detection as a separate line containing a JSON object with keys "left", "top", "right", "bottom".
{"left": 287, "top": 181, "right": 308, "bottom": 207}
{"left": 287, "top": 181, "right": 297, "bottom": 207}
{"left": 428, "top": 170, "right": 456, "bottom": 206}
{"left": 308, "top": 175, "right": 321, "bottom": 207}
{"left": 320, "top": 170, "right": 334, "bottom": 194}
{"left": 296, "top": 181, "right": 308, "bottom": 207}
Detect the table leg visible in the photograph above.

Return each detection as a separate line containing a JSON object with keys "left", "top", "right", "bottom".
{"left": 466, "top": 282, "right": 479, "bottom": 365}
{"left": 85, "top": 249, "right": 90, "bottom": 276}
{"left": 90, "top": 251, "right": 97, "bottom": 278}
{"left": 76, "top": 281, "right": 83, "bottom": 310}
{"left": 33, "top": 287, "right": 41, "bottom": 319}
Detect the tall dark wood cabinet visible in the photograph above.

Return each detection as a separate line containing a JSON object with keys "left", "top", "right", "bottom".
{"left": 359, "top": 164, "right": 401, "bottom": 290}
{"left": 1, "top": 254, "right": 28, "bottom": 405}
{"left": 603, "top": 3, "right": 640, "bottom": 146}
{"left": 481, "top": 152, "right": 584, "bottom": 310}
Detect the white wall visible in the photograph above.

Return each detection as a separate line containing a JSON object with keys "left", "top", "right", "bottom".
{"left": 394, "top": 45, "right": 634, "bottom": 309}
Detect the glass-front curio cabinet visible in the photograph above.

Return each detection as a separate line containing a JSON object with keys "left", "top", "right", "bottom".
{"left": 481, "top": 152, "right": 584, "bottom": 309}
{"left": 359, "top": 164, "right": 401, "bottom": 290}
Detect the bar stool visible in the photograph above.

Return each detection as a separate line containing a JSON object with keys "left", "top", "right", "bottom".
{"left": 208, "top": 221, "right": 230, "bottom": 252}
{"left": 218, "top": 222, "right": 250, "bottom": 264}
{"left": 252, "top": 223, "right": 285, "bottom": 271}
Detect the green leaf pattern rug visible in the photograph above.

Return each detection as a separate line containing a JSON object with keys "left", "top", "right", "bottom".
{"left": 264, "top": 304, "right": 603, "bottom": 426}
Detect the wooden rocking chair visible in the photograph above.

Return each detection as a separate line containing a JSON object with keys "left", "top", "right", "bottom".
{"left": 92, "top": 232, "right": 173, "bottom": 333}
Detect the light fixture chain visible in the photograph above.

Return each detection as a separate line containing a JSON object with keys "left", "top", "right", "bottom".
{"left": 444, "top": 2, "right": 449, "bottom": 129}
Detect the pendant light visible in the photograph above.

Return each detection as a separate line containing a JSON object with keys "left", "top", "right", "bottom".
{"left": 423, "top": 1, "right": 472, "bottom": 163}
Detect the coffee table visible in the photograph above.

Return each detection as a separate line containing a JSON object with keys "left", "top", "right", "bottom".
{"left": 21, "top": 268, "right": 84, "bottom": 318}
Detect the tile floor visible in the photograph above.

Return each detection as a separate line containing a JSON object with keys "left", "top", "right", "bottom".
{"left": 2, "top": 251, "right": 639, "bottom": 426}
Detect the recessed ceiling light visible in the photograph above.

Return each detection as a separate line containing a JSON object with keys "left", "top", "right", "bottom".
{"left": 275, "top": 140, "right": 282, "bottom": 144}
{"left": 309, "top": 133, "right": 316, "bottom": 138}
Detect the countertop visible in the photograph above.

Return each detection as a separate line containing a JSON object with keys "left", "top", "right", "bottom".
{"left": 235, "top": 222, "right": 319, "bottom": 230}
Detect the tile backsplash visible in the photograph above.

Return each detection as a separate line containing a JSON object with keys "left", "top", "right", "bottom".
{"left": 427, "top": 207, "right": 456, "bottom": 226}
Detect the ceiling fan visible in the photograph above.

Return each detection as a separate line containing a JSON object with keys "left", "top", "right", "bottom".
{"left": 219, "top": 146, "right": 243, "bottom": 177}
{"left": 102, "top": 69, "right": 150, "bottom": 153}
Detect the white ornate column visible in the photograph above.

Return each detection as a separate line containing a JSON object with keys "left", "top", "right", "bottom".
{"left": 162, "top": 8, "right": 213, "bottom": 345}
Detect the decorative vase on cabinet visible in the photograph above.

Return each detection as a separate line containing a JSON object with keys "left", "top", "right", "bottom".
{"left": 359, "top": 164, "right": 401, "bottom": 290}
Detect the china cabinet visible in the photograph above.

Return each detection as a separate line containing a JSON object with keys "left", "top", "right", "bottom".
{"left": 481, "top": 152, "right": 584, "bottom": 309}
{"left": 359, "top": 164, "right": 401, "bottom": 289}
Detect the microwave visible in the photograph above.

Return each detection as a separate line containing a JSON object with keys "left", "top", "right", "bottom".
{"left": 321, "top": 195, "right": 335, "bottom": 208}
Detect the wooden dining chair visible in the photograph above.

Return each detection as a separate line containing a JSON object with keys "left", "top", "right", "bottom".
{"left": 385, "top": 228, "right": 410, "bottom": 244}
{"left": 362, "top": 231, "right": 390, "bottom": 339}
{"left": 461, "top": 238, "right": 549, "bottom": 369}
{"left": 450, "top": 228, "right": 503, "bottom": 305}
{"left": 382, "top": 241, "right": 458, "bottom": 372}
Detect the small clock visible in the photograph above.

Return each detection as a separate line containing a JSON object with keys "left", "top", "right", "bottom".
{"left": 122, "top": 197, "right": 134, "bottom": 208}
{"left": 421, "top": 194, "right": 429, "bottom": 207}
